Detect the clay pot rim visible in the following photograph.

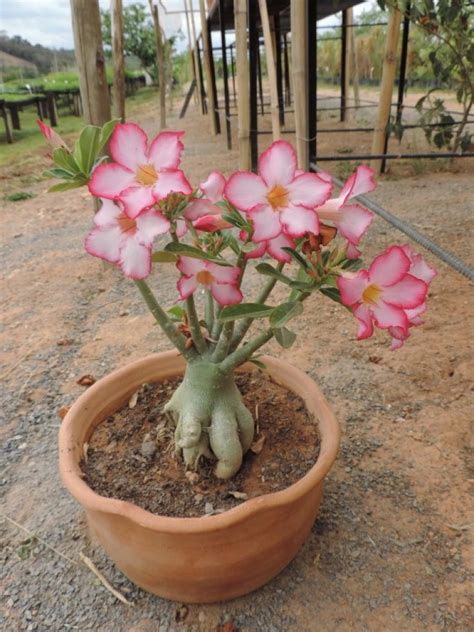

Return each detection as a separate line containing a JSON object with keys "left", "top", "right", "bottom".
{"left": 59, "top": 351, "right": 340, "bottom": 534}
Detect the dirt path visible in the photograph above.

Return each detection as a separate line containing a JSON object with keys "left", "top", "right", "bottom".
{"left": 1, "top": 96, "right": 473, "bottom": 632}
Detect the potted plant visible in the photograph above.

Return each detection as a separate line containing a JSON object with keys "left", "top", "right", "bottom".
{"left": 39, "top": 121, "right": 435, "bottom": 603}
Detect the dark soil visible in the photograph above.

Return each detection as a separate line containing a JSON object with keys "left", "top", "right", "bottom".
{"left": 83, "top": 371, "right": 321, "bottom": 518}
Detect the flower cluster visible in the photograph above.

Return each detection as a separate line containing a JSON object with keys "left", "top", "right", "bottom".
{"left": 40, "top": 120, "right": 436, "bottom": 349}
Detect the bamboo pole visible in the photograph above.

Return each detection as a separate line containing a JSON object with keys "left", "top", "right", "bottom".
{"left": 234, "top": 0, "right": 251, "bottom": 169}
{"left": 199, "top": 0, "right": 218, "bottom": 135}
{"left": 291, "top": 0, "right": 308, "bottom": 169}
{"left": 111, "top": 0, "right": 125, "bottom": 121}
{"left": 69, "top": 0, "right": 111, "bottom": 126}
{"left": 371, "top": 8, "right": 402, "bottom": 173}
{"left": 183, "top": 0, "right": 197, "bottom": 103}
{"left": 348, "top": 7, "right": 360, "bottom": 108}
{"left": 258, "top": 0, "right": 280, "bottom": 140}
{"left": 188, "top": 0, "right": 204, "bottom": 112}
{"left": 148, "top": 0, "right": 166, "bottom": 129}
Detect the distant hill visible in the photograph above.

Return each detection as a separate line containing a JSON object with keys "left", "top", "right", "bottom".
{"left": 0, "top": 50, "right": 37, "bottom": 71}
{"left": 0, "top": 33, "right": 76, "bottom": 75}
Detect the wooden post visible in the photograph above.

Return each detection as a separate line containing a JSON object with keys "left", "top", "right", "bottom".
{"left": 188, "top": 0, "right": 204, "bottom": 113}
{"left": 348, "top": 7, "right": 360, "bottom": 108}
{"left": 371, "top": 8, "right": 402, "bottom": 173}
{"left": 258, "top": 0, "right": 280, "bottom": 140}
{"left": 291, "top": 0, "right": 308, "bottom": 170}
{"left": 111, "top": 0, "right": 126, "bottom": 121}
{"left": 69, "top": 0, "right": 111, "bottom": 126}
{"left": 234, "top": 0, "right": 250, "bottom": 170}
{"left": 1, "top": 102, "right": 13, "bottom": 144}
{"left": 199, "top": 0, "right": 218, "bottom": 135}
{"left": 149, "top": 0, "right": 166, "bottom": 129}
{"left": 183, "top": 0, "right": 197, "bottom": 102}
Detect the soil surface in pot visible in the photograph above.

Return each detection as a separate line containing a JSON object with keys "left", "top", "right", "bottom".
{"left": 82, "top": 370, "right": 320, "bottom": 517}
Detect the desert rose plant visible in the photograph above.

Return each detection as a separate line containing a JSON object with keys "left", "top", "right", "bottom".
{"left": 39, "top": 121, "right": 436, "bottom": 479}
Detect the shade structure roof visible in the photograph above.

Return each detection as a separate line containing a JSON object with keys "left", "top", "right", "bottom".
{"left": 207, "top": 0, "right": 365, "bottom": 31}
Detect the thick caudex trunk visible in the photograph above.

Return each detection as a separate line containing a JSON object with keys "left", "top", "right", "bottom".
{"left": 164, "top": 361, "right": 254, "bottom": 479}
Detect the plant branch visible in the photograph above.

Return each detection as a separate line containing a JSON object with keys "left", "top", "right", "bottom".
{"left": 205, "top": 290, "right": 214, "bottom": 333}
{"left": 185, "top": 294, "right": 208, "bottom": 354}
{"left": 211, "top": 320, "right": 235, "bottom": 362}
{"left": 219, "top": 328, "right": 274, "bottom": 373}
{"left": 134, "top": 280, "right": 196, "bottom": 360}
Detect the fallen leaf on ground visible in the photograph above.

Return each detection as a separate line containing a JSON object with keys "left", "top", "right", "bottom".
{"left": 250, "top": 434, "right": 266, "bottom": 454}
{"left": 175, "top": 605, "right": 189, "bottom": 623}
{"left": 58, "top": 405, "right": 70, "bottom": 419}
{"left": 128, "top": 390, "right": 139, "bottom": 408}
{"left": 83, "top": 442, "right": 89, "bottom": 463}
{"left": 56, "top": 338, "right": 74, "bottom": 346}
{"left": 227, "top": 490, "right": 248, "bottom": 500}
{"left": 77, "top": 374, "right": 96, "bottom": 387}
{"left": 215, "top": 623, "right": 238, "bottom": 632}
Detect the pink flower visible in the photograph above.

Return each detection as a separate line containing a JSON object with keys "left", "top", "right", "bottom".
{"left": 240, "top": 230, "right": 296, "bottom": 263}
{"left": 177, "top": 257, "right": 243, "bottom": 305}
{"left": 85, "top": 198, "right": 170, "bottom": 280}
{"left": 316, "top": 166, "right": 375, "bottom": 258}
{"left": 89, "top": 123, "right": 192, "bottom": 219}
{"left": 337, "top": 245, "right": 430, "bottom": 346}
{"left": 225, "top": 141, "right": 332, "bottom": 242}
{"left": 180, "top": 171, "right": 231, "bottom": 234}
{"left": 388, "top": 245, "right": 436, "bottom": 349}
{"left": 37, "top": 120, "right": 67, "bottom": 150}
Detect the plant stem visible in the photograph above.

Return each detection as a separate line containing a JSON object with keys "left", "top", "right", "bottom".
{"left": 185, "top": 295, "right": 208, "bottom": 354}
{"left": 212, "top": 320, "right": 235, "bottom": 362}
{"left": 205, "top": 290, "right": 214, "bottom": 332}
{"left": 219, "top": 329, "right": 274, "bottom": 373}
{"left": 134, "top": 280, "right": 196, "bottom": 361}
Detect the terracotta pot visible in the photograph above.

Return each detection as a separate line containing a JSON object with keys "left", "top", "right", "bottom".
{"left": 59, "top": 351, "right": 340, "bottom": 603}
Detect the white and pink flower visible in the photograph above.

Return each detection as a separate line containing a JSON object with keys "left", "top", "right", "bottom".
{"left": 177, "top": 256, "right": 243, "bottom": 305}
{"left": 85, "top": 198, "right": 170, "bottom": 280}
{"left": 225, "top": 141, "right": 332, "bottom": 242}
{"left": 37, "top": 120, "right": 67, "bottom": 150}
{"left": 337, "top": 245, "right": 430, "bottom": 345}
{"left": 316, "top": 165, "right": 375, "bottom": 258}
{"left": 89, "top": 123, "right": 192, "bottom": 219}
{"left": 240, "top": 231, "right": 296, "bottom": 263}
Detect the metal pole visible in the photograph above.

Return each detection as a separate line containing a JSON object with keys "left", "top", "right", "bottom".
{"left": 307, "top": 1, "right": 317, "bottom": 163}
{"left": 249, "top": 0, "right": 259, "bottom": 172}
{"left": 396, "top": 3, "right": 411, "bottom": 125}
{"left": 274, "top": 14, "right": 284, "bottom": 127}
{"left": 340, "top": 10, "right": 347, "bottom": 122}
{"left": 219, "top": 0, "right": 231, "bottom": 149}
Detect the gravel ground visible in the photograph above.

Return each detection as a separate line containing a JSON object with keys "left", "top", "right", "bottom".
{"left": 1, "top": 94, "right": 473, "bottom": 632}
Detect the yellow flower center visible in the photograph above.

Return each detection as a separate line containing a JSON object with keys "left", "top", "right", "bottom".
{"left": 117, "top": 214, "right": 137, "bottom": 234}
{"left": 362, "top": 283, "right": 382, "bottom": 305}
{"left": 135, "top": 163, "right": 159, "bottom": 186}
{"left": 267, "top": 184, "right": 289, "bottom": 210}
{"left": 196, "top": 270, "right": 214, "bottom": 286}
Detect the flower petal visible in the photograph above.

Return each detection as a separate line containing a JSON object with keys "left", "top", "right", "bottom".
{"left": 119, "top": 186, "right": 157, "bottom": 219}
{"left": 371, "top": 301, "right": 409, "bottom": 333}
{"left": 337, "top": 204, "right": 374, "bottom": 245}
{"left": 85, "top": 226, "right": 122, "bottom": 263}
{"left": 89, "top": 163, "right": 135, "bottom": 198}
{"left": 211, "top": 283, "right": 243, "bottom": 306}
{"left": 381, "top": 274, "right": 427, "bottom": 309}
{"left": 258, "top": 140, "right": 297, "bottom": 187}
{"left": 345, "top": 242, "right": 361, "bottom": 260}
{"left": 401, "top": 245, "right": 437, "bottom": 284}
{"left": 353, "top": 304, "right": 374, "bottom": 340}
{"left": 94, "top": 199, "right": 122, "bottom": 227}
{"left": 225, "top": 172, "right": 268, "bottom": 211}
{"left": 249, "top": 205, "right": 282, "bottom": 242}
{"left": 369, "top": 245, "right": 410, "bottom": 287}
{"left": 340, "top": 165, "right": 376, "bottom": 204}
{"left": 135, "top": 209, "right": 170, "bottom": 245}
{"left": 266, "top": 233, "right": 295, "bottom": 262}
{"left": 337, "top": 270, "right": 369, "bottom": 306}
{"left": 148, "top": 131, "right": 184, "bottom": 170}
{"left": 109, "top": 123, "right": 148, "bottom": 170}
{"left": 207, "top": 263, "right": 240, "bottom": 284}
{"left": 177, "top": 274, "right": 198, "bottom": 299}
{"left": 177, "top": 256, "right": 205, "bottom": 277}
{"left": 244, "top": 241, "right": 267, "bottom": 260}
{"left": 175, "top": 218, "right": 188, "bottom": 238}
{"left": 286, "top": 173, "right": 332, "bottom": 208}
{"left": 119, "top": 236, "right": 152, "bottom": 279}
{"left": 153, "top": 169, "right": 192, "bottom": 199}
{"left": 185, "top": 198, "right": 218, "bottom": 221}
{"left": 193, "top": 214, "right": 232, "bottom": 232}
{"left": 280, "top": 204, "right": 319, "bottom": 238}
{"left": 200, "top": 171, "right": 226, "bottom": 202}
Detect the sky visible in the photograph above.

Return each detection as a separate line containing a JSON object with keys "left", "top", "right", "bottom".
{"left": 1, "top": 0, "right": 370, "bottom": 52}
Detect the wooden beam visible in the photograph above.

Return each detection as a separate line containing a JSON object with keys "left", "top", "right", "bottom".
{"left": 111, "top": 0, "right": 126, "bottom": 121}
{"left": 347, "top": 7, "right": 360, "bottom": 108}
{"left": 70, "top": 0, "right": 111, "bottom": 126}
{"left": 234, "top": 0, "right": 250, "bottom": 170}
{"left": 258, "top": 0, "right": 280, "bottom": 140}
{"left": 199, "top": 0, "right": 218, "bottom": 135}
{"left": 183, "top": 0, "right": 197, "bottom": 103}
{"left": 371, "top": 8, "right": 402, "bottom": 173}
{"left": 188, "top": 0, "right": 205, "bottom": 113}
{"left": 291, "top": 0, "right": 308, "bottom": 169}
{"left": 149, "top": 0, "right": 166, "bottom": 130}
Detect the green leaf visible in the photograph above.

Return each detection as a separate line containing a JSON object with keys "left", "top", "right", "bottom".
{"left": 320, "top": 287, "right": 342, "bottom": 304}
{"left": 221, "top": 209, "right": 248, "bottom": 230}
{"left": 152, "top": 250, "right": 178, "bottom": 263}
{"left": 269, "top": 301, "right": 303, "bottom": 328}
{"left": 47, "top": 178, "right": 88, "bottom": 192}
{"left": 281, "top": 247, "right": 309, "bottom": 269}
{"left": 99, "top": 119, "right": 119, "bottom": 151}
{"left": 218, "top": 303, "right": 274, "bottom": 323}
{"left": 52, "top": 147, "right": 80, "bottom": 175}
{"left": 167, "top": 305, "right": 186, "bottom": 321}
{"left": 248, "top": 357, "right": 267, "bottom": 370}
{"left": 255, "top": 262, "right": 293, "bottom": 285}
{"left": 164, "top": 242, "right": 231, "bottom": 265}
{"left": 74, "top": 125, "right": 102, "bottom": 176}
{"left": 272, "top": 326, "right": 296, "bottom": 349}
